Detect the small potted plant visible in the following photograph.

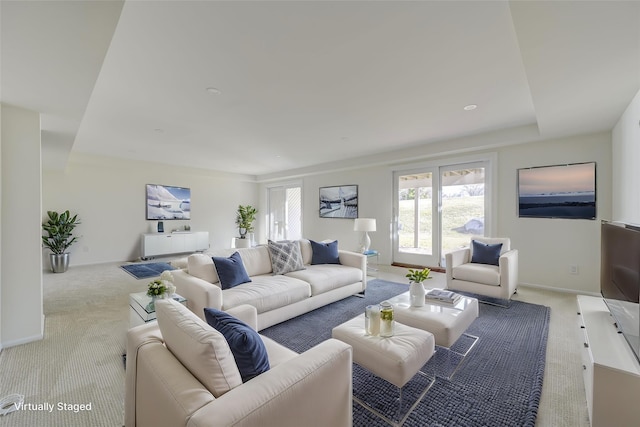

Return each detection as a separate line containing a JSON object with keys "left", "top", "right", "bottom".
{"left": 235, "top": 205, "right": 257, "bottom": 248}
{"left": 147, "top": 271, "right": 176, "bottom": 301}
{"left": 406, "top": 268, "right": 432, "bottom": 307}
{"left": 42, "top": 210, "right": 81, "bottom": 273}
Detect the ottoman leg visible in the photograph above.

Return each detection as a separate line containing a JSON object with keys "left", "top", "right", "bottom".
{"left": 353, "top": 368, "right": 434, "bottom": 427}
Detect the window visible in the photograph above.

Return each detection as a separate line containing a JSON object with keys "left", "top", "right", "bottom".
{"left": 267, "top": 183, "right": 302, "bottom": 241}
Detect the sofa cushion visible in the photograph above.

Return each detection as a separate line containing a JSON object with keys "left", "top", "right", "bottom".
{"left": 155, "top": 299, "right": 242, "bottom": 398}
{"left": 298, "top": 239, "right": 313, "bottom": 265}
{"left": 236, "top": 246, "right": 273, "bottom": 276}
{"left": 187, "top": 253, "right": 220, "bottom": 284}
{"left": 204, "top": 308, "right": 270, "bottom": 382}
{"left": 286, "top": 264, "right": 362, "bottom": 295}
{"left": 212, "top": 251, "right": 252, "bottom": 289}
{"left": 470, "top": 240, "right": 502, "bottom": 266}
{"left": 267, "top": 240, "right": 305, "bottom": 275}
{"left": 310, "top": 240, "right": 341, "bottom": 265}
{"left": 452, "top": 263, "right": 501, "bottom": 286}
{"left": 222, "top": 275, "right": 311, "bottom": 313}
{"left": 259, "top": 335, "right": 298, "bottom": 367}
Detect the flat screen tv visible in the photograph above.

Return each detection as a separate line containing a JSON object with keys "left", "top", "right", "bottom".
{"left": 146, "top": 184, "right": 191, "bottom": 220}
{"left": 517, "top": 162, "right": 596, "bottom": 219}
{"left": 601, "top": 221, "right": 640, "bottom": 363}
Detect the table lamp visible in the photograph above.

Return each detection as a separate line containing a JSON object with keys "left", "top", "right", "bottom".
{"left": 354, "top": 218, "right": 376, "bottom": 253}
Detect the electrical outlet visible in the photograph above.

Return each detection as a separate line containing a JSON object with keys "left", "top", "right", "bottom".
{"left": 570, "top": 265, "right": 579, "bottom": 275}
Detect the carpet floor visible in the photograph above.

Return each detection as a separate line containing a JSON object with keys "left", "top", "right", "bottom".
{"left": 261, "top": 279, "right": 550, "bottom": 427}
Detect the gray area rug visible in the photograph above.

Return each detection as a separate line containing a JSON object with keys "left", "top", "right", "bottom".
{"left": 120, "top": 262, "right": 175, "bottom": 280}
{"left": 261, "top": 279, "right": 550, "bottom": 427}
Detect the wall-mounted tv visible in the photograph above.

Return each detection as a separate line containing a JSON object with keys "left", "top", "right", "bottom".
{"left": 146, "top": 184, "right": 191, "bottom": 220}
{"left": 517, "top": 162, "right": 596, "bottom": 219}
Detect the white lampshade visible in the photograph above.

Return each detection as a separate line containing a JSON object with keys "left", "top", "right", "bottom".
{"left": 354, "top": 218, "right": 377, "bottom": 232}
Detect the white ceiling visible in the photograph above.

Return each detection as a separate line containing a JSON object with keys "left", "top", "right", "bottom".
{"left": 2, "top": 1, "right": 639, "bottom": 178}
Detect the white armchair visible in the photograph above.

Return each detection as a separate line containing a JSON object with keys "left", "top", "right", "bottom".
{"left": 445, "top": 237, "right": 518, "bottom": 300}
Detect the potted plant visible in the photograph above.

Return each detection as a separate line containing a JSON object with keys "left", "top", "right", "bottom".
{"left": 235, "top": 205, "right": 257, "bottom": 247}
{"left": 406, "top": 267, "right": 432, "bottom": 307}
{"left": 42, "top": 210, "right": 81, "bottom": 273}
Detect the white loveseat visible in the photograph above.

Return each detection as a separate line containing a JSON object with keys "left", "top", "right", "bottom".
{"left": 125, "top": 300, "right": 353, "bottom": 427}
{"left": 172, "top": 239, "right": 367, "bottom": 330}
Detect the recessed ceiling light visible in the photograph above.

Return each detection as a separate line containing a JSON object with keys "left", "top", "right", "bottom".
{"left": 206, "top": 87, "right": 221, "bottom": 95}
{"left": 463, "top": 104, "right": 477, "bottom": 111}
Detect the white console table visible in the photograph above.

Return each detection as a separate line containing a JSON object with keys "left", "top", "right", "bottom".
{"left": 576, "top": 295, "right": 640, "bottom": 426}
{"left": 141, "top": 231, "right": 209, "bottom": 259}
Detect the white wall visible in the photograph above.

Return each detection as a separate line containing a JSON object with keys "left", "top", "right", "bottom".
{"left": 498, "top": 132, "right": 611, "bottom": 293}
{"left": 302, "top": 168, "right": 392, "bottom": 255}
{"left": 42, "top": 153, "right": 259, "bottom": 266}
{"left": 0, "top": 105, "right": 3, "bottom": 352}
{"left": 267, "top": 131, "right": 611, "bottom": 294}
{"left": 1, "top": 104, "right": 44, "bottom": 347}
{"left": 612, "top": 89, "right": 640, "bottom": 223}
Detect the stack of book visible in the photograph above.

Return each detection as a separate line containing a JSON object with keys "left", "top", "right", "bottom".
{"left": 425, "top": 288, "right": 461, "bottom": 304}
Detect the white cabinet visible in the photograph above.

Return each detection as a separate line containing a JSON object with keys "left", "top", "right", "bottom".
{"left": 141, "top": 231, "right": 209, "bottom": 259}
{"left": 576, "top": 295, "right": 640, "bottom": 427}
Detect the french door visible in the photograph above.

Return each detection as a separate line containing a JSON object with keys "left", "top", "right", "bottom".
{"left": 393, "top": 160, "right": 490, "bottom": 267}
{"left": 267, "top": 184, "right": 302, "bottom": 241}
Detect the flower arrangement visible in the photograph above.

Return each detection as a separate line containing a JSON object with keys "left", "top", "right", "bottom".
{"left": 405, "top": 268, "right": 432, "bottom": 284}
{"left": 147, "top": 270, "right": 176, "bottom": 298}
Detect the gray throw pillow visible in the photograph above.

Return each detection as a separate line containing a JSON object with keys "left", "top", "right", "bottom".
{"left": 267, "top": 240, "right": 305, "bottom": 275}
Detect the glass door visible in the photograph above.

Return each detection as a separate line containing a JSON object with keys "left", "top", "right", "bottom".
{"left": 393, "top": 168, "right": 440, "bottom": 267}
{"left": 440, "top": 164, "right": 487, "bottom": 264}
{"left": 267, "top": 184, "right": 302, "bottom": 241}
{"left": 393, "top": 160, "right": 490, "bottom": 267}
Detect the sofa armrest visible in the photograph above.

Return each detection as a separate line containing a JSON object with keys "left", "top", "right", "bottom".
{"left": 188, "top": 339, "right": 353, "bottom": 427}
{"left": 125, "top": 323, "right": 163, "bottom": 427}
{"left": 225, "top": 304, "right": 258, "bottom": 331}
{"left": 338, "top": 250, "right": 367, "bottom": 289}
{"left": 445, "top": 247, "right": 470, "bottom": 287}
{"left": 172, "top": 269, "right": 223, "bottom": 321}
{"left": 499, "top": 249, "right": 519, "bottom": 297}
{"left": 125, "top": 323, "right": 215, "bottom": 427}
{"left": 446, "top": 247, "right": 470, "bottom": 269}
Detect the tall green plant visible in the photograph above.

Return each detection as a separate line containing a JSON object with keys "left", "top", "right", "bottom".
{"left": 235, "top": 205, "right": 257, "bottom": 238}
{"left": 42, "top": 210, "right": 81, "bottom": 254}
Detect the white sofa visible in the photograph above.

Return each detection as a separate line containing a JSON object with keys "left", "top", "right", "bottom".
{"left": 172, "top": 239, "right": 367, "bottom": 330}
{"left": 125, "top": 300, "right": 353, "bottom": 427}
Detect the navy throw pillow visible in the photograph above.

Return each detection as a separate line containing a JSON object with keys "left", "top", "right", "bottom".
{"left": 310, "top": 240, "right": 341, "bottom": 265}
{"left": 204, "top": 308, "right": 270, "bottom": 382}
{"left": 470, "top": 240, "right": 503, "bottom": 266}
{"left": 212, "top": 252, "right": 251, "bottom": 289}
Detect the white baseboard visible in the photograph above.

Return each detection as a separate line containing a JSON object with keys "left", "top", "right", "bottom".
{"left": 1, "top": 332, "right": 44, "bottom": 349}
{"left": 0, "top": 314, "right": 45, "bottom": 349}
{"left": 518, "top": 281, "right": 601, "bottom": 297}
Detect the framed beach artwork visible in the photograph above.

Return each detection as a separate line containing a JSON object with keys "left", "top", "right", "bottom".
{"left": 517, "top": 162, "right": 596, "bottom": 220}
{"left": 319, "top": 185, "right": 358, "bottom": 218}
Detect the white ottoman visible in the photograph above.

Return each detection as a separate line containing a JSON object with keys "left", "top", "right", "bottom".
{"left": 331, "top": 313, "right": 435, "bottom": 388}
{"left": 386, "top": 292, "right": 479, "bottom": 347}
